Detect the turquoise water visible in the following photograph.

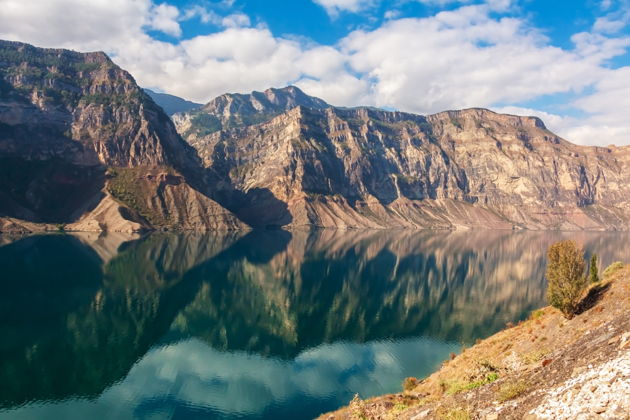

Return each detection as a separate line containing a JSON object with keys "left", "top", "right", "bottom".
{"left": 1, "top": 229, "right": 628, "bottom": 419}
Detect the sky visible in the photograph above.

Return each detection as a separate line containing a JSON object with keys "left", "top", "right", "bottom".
{"left": 0, "top": 0, "right": 629, "bottom": 146}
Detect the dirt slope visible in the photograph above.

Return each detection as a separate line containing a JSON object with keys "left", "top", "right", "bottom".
{"left": 320, "top": 264, "right": 630, "bottom": 420}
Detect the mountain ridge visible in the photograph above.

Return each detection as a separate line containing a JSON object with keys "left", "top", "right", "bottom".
{"left": 0, "top": 39, "right": 244, "bottom": 232}
{"left": 1, "top": 40, "right": 630, "bottom": 232}
{"left": 174, "top": 93, "right": 630, "bottom": 230}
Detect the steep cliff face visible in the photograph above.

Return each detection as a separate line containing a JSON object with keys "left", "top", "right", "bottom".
{"left": 0, "top": 40, "right": 243, "bottom": 231}
{"left": 176, "top": 88, "right": 630, "bottom": 230}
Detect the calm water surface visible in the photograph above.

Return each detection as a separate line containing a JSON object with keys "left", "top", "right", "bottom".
{"left": 1, "top": 229, "right": 629, "bottom": 420}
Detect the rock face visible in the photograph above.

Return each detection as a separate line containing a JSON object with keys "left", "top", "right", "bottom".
{"left": 0, "top": 40, "right": 244, "bottom": 231}
{"left": 172, "top": 85, "right": 329, "bottom": 138}
{"left": 2, "top": 39, "right": 630, "bottom": 232}
{"left": 175, "top": 87, "right": 630, "bottom": 230}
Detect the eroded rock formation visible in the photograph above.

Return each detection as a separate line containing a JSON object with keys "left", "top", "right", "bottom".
{"left": 175, "top": 88, "right": 630, "bottom": 230}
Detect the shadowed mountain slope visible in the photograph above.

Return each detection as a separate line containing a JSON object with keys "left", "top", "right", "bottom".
{"left": 0, "top": 40, "right": 244, "bottom": 232}
{"left": 144, "top": 88, "right": 201, "bottom": 116}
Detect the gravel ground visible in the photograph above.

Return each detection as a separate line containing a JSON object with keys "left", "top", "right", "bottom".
{"left": 529, "top": 349, "right": 630, "bottom": 420}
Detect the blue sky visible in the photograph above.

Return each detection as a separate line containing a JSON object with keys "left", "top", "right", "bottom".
{"left": 1, "top": 0, "right": 629, "bottom": 145}
{"left": 167, "top": 0, "right": 612, "bottom": 49}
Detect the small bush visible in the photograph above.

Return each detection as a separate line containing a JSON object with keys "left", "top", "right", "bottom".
{"left": 530, "top": 309, "right": 545, "bottom": 320}
{"left": 445, "top": 372, "right": 499, "bottom": 395}
{"left": 589, "top": 254, "right": 600, "bottom": 283}
{"left": 497, "top": 380, "right": 528, "bottom": 402}
{"left": 522, "top": 348, "right": 549, "bottom": 364}
{"left": 545, "top": 240, "right": 587, "bottom": 318}
{"left": 349, "top": 394, "right": 367, "bottom": 420}
{"left": 402, "top": 377, "right": 418, "bottom": 391}
{"left": 603, "top": 261, "right": 624, "bottom": 278}
{"left": 392, "top": 403, "right": 408, "bottom": 412}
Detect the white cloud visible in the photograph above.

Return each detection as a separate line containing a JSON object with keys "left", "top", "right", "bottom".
{"left": 341, "top": 7, "right": 607, "bottom": 113}
{"left": 415, "top": 0, "right": 472, "bottom": 6}
{"left": 181, "top": 5, "right": 222, "bottom": 25}
{"left": 149, "top": 3, "right": 181, "bottom": 37}
{"left": 567, "top": 66, "right": 630, "bottom": 145}
{"left": 0, "top": 0, "right": 152, "bottom": 51}
{"left": 312, "top": 0, "right": 376, "bottom": 17}
{"left": 221, "top": 13, "right": 251, "bottom": 28}
{"left": 592, "top": 1, "right": 630, "bottom": 35}
{"left": 493, "top": 69, "right": 630, "bottom": 147}
{"left": 384, "top": 9, "right": 401, "bottom": 20}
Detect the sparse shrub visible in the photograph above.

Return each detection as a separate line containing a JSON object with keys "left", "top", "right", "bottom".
{"left": 589, "top": 254, "right": 600, "bottom": 283}
{"left": 349, "top": 394, "right": 367, "bottom": 420}
{"left": 402, "top": 377, "right": 418, "bottom": 391}
{"left": 545, "top": 240, "right": 587, "bottom": 318}
{"left": 445, "top": 365, "right": 499, "bottom": 395}
{"left": 603, "top": 261, "right": 624, "bottom": 278}
{"left": 392, "top": 403, "right": 408, "bottom": 412}
{"left": 522, "top": 348, "right": 548, "bottom": 364}
{"left": 530, "top": 309, "right": 545, "bottom": 320}
{"left": 497, "top": 380, "right": 528, "bottom": 402}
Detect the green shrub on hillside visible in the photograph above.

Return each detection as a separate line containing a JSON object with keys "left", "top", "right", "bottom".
{"left": 589, "top": 254, "right": 600, "bottom": 283}
{"left": 603, "top": 261, "right": 624, "bottom": 278}
{"left": 545, "top": 240, "right": 587, "bottom": 319}
{"left": 497, "top": 380, "right": 528, "bottom": 402}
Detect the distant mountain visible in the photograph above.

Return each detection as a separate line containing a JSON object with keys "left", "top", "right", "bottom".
{"left": 0, "top": 40, "right": 244, "bottom": 232}
{"left": 143, "top": 88, "right": 201, "bottom": 116}
{"left": 175, "top": 87, "right": 630, "bottom": 230}
{"left": 173, "top": 86, "right": 329, "bottom": 137}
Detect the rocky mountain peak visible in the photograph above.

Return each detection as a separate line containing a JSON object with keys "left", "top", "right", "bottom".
{"left": 173, "top": 85, "right": 329, "bottom": 137}
{"left": 428, "top": 108, "right": 546, "bottom": 130}
{"left": 261, "top": 85, "right": 329, "bottom": 109}
{"left": 0, "top": 40, "right": 245, "bottom": 231}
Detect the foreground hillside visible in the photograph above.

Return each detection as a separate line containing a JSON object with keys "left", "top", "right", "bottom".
{"left": 319, "top": 264, "right": 630, "bottom": 419}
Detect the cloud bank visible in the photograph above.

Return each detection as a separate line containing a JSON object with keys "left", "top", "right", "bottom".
{"left": 0, "top": 0, "right": 629, "bottom": 145}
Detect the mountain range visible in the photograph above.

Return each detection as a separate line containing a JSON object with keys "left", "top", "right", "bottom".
{"left": 1, "top": 39, "right": 629, "bottom": 232}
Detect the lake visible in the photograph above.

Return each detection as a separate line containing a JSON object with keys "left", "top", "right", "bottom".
{"left": 1, "top": 229, "right": 628, "bottom": 420}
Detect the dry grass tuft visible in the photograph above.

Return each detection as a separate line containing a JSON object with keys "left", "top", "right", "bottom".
{"left": 497, "top": 380, "right": 529, "bottom": 402}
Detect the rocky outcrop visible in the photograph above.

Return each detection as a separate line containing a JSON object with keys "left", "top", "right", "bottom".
{"left": 172, "top": 85, "right": 329, "bottom": 138}
{"left": 0, "top": 40, "right": 244, "bottom": 231}
{"left": 176, "top": 89, "right": 630, "bottom": 230}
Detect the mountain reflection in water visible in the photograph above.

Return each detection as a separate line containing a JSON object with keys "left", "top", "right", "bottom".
{"left": 1, "top": 229, "right": 628, "bottom": 420}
